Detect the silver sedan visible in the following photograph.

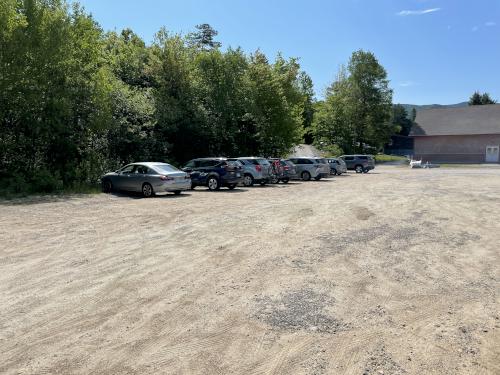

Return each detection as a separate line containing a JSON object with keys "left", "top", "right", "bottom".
{"left": 101, "top": 162, "right": 191, "bottom": 197}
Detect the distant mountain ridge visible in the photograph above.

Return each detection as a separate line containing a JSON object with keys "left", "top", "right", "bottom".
{"left": 400, "top": 102, "right": 468, "bottom": 114}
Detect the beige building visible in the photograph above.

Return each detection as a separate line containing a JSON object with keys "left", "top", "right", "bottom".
{"left": 410, "top": 105, "right": 500, "bottom": 163}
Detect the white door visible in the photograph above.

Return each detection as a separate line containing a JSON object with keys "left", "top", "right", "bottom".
{"left": 485, "top": 146, "right": 500, "bottom": 163}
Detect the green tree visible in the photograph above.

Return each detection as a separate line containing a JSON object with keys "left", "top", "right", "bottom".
{"left": 187, "top": 23, "right": 221, "bottom": 50}
{"left": 247, "top": 51, "right": 303, "bottom": 156}
{"left": 480, "top": 92, "right": 496, "bottom": 105}
{"left": 0, "top": 0, "right": 112, "bottom": 193}
{"left": 312, "top": 50, "right": 394, "bottom": 154}
{"left": 104, "top": 29, "right": 155, "bottom": 166}
{"left": 392, "top": 104, "right": 413, "bottom": 136}
{"left": 469, "top": 91, "right": 497, "bottom": 105}
{"left": 469, "top": 91, "right": 483, "bottom": 105}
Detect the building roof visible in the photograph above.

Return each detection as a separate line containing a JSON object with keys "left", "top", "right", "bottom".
{"left": 410, "top": 104, "right": 500, "bottom": 136}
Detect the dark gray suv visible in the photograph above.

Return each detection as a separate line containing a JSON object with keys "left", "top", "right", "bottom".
{"left": 340, "top": 155, "right": 375, "bottom": 173}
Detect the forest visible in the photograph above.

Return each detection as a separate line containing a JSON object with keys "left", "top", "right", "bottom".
{"left": 0, "top": 0, "right": 400, "bottom": 194}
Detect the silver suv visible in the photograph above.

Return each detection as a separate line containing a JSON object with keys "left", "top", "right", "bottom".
{"left": 288, "top": 157, "right": 330, "bottom": 181}
{"left": 230, "top": 157, "right": 272, "bottom": 186}
{"left": 326, "top": 158, "right": 347, "bottom": 175}
{"left": 341, "top": 155, "right": 375, "bottom": 173}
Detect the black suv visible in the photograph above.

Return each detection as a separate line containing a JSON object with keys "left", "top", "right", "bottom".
{"left": 182, "top": 158, "right": 244, "bottom": 190}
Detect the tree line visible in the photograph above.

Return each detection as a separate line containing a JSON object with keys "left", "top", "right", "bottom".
{"left": 0, "top": 0, "right": 398, "bottom": 195}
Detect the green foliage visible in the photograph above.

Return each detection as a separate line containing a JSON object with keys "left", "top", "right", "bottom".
{"left": 0, "top": 0, "right": 113, "bottom": 195}
{"left": 374, "top": 154, "right": 408, "bottom": 163}
{"left": 469, "top": 91, "right": 497, "bottom": 105}
{"left": 312, "top": 50, "right": 394, "bottom": 154}
{"left": 392, "top": 104, "right": 413, "bottom": 136}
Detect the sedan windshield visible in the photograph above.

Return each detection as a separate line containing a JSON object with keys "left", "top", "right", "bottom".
{"left": 153, "top": 164, "right": 180, "bottom": 173}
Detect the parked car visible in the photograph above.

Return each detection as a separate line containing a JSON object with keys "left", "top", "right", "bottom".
{"left": 312, "top": 157, "right": 331, "bottom": 178}
{"left": 326, "top": 158, "right": 347, "bottom": 175}
{"left": 182, "top": 158, "right": 243, "bottom": 191}
{"left": 101, "top": 162, "right": 191, "bottom": 197}
{"left": 269, "top": 158, "right": 297, "bottom": 183}
{"left": 229, "top": 157, "right": 272, "bottom": 187}
{"left": 288, "top": 157, "right": 330, "bottom": 181}
{"left": 340, "top": 155, "right": 375, "bottom": 173}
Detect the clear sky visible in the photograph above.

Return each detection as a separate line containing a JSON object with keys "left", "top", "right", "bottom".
{"left": 76, "top": 0, "right": 499, "bottom": 105}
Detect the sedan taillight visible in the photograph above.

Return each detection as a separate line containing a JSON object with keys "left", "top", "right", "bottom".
{"left": 160, "top": 175, "right": 174, "bottom": 181}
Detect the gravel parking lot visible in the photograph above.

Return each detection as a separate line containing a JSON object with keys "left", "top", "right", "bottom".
{"left": 1, "top": 166, "right": 499, "bottom": 374}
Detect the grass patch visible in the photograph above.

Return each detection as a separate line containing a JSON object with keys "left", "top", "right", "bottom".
{"left": 375, "top": 154, "right": 408, "bottom": 163}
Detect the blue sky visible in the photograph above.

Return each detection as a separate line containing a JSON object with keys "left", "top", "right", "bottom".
{"left": 76, "top": 0, "right": 499, "bottom": 105}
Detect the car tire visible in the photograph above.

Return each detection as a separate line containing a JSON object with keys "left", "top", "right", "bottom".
{"left": 270, "top": 176, "right": 279, "bottom": 184}
{"left": 281, "top": 178, "right": 289, "bottom": 184}
{"left": 228, "top": 184, "right": 237, "bottom": 190}
{"left": 174, "top": 190, "right": 182, "bottom": 195}
{"left": 331, "top": 169, "right": 338, "bottom": 176}
{"left": 142, "top": 183, "right": 154, "bottom": 198}
{"left": 301, "top": 171, "right": 311, "bottom": 181}
{"left": 207, "top": 176, "right": 220, "bottom": 191}
{"left": 259, "top": 180, "right": 267, "bottom": 186}
{"left": 355, "top": 165, "right": 363, "bottom": 173}
{"left": 102, "top": 179, "right": 113, "bottom": 193}
{"left": 363, "top": 168, "right": 369, "bottom": 173}
{"left": 243, "top": 174, "right": 254, "bottom": 187}
{"left": 314, "top": 176, "right": 322, "bottom": 181}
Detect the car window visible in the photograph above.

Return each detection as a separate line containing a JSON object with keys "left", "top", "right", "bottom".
{"left": 343, "top": 156, "right": 354, "bottom": 161}
{"left": 358, "top": 156, "right": 368, "bottom": 160}
{"left": 198, "top": 160, "right": 218, "bottom": 167}
{"left": 184, "top": 160, "right": 195, "bottom": 168}
{"left": 134, "top": 165, "right": 149, "bottom": 174}
{"left": 227, "top": 161, "right": 242, "bottom": 167}
{"left": 153, "top": 164, "right": 180, "bottom": 173}
{"left": 120, "top": 165, "right": 135, "bottom": 174}
{"left": 244, "top": 159, "right": 259, "bottom": 165}
{"left": 257, "top": 159, "right": 270, "bottom": 166}
{"left": 316, "top": 158, "right": 327, "bottom": 164}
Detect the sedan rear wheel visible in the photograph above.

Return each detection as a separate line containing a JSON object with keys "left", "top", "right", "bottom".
{"left": 355, "top": 165, "right": 363, "bottom": 173}
{"left": 207, "top": 176, "right": 220, "bottom": 191}
{"left": 301, "top": 171, "right": 311, "bottom": 181}
{"left": 142, "top": 183, "right": 154, "bottom": 197}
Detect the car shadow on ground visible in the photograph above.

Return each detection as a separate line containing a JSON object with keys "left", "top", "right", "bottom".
{"left": 190, "top": 188, "right": 249, "bottom": 193}
{"left": 109, "top": 191, "right": 192, "bottom": 199}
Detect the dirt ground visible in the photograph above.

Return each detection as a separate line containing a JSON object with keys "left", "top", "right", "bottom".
{"left": 1, "top": 166, "right": 499, "bottom": 375}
